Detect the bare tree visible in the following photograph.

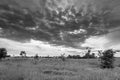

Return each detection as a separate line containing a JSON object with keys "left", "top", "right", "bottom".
{"left": 60, "top": 53, "right": 66, "bottom": 61}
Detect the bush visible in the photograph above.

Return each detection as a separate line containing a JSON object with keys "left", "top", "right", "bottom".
{"left": 34, "top": 54, "right": 39, "bottom": 60}
{"left": 67, "top": 55, "right": 81, "bottom": 59}
{"left": 60, "top": 53, "right": 66, "bottom": 61}
{"left": 99, "top": 49, "right": 115, "bottom": 69}
{"left": 0, "top": 48, "right": 7, "bottom": 60}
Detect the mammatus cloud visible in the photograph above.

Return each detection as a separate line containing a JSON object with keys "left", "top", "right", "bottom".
{"left": 0, "top": 0, "right": 120, "bottom": 56}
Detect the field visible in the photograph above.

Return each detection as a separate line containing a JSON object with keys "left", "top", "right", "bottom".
{"left": 0, "top": 58, "right": 120, "bottom": 80}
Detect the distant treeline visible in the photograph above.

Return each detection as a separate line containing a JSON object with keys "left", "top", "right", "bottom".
{"left": 0, "top": 48, "right": 96, "bottom": 59}
{"left": 67, "top": 54, "right": 96, "bottom": 59}
{"left": 67, "top": 49, "right": 96, "bottom": 59}
{"left": 38, "top": 53, "right": 96, "bottom": 59}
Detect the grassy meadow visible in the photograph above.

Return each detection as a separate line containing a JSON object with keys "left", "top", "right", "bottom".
{"left": 0, "top": 58, "right": 120, "bottom": 80}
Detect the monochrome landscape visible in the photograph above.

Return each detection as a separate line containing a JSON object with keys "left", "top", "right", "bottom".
{"left": 0, "top": 0, "right": 120, "bottom": 80}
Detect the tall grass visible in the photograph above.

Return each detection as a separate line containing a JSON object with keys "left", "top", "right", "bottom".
{"left": 0, "top": 58, "right": 120, "bottom": 80}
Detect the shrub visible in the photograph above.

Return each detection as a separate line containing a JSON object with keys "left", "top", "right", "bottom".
{"left": 0, "top": 48, "right": 7, "bottom": 60}
{"left": 34, "top": 54, "right": 39, "bottom": 60}
{"left": 60, "top": 53, "right": 66, "bottom": 61}
{"left": 67, "top": 55, "right": 81, "bottom": 59}
{"left": 99, "top": 49, "right": 115, "bottom": 69}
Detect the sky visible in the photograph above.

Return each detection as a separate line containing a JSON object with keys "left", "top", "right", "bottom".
{"left": 0, "top": 0, "right": 120, "bottom": 56}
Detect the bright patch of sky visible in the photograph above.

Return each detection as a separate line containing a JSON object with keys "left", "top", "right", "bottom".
{"left": 81, "top": 36, "right": 109, "bottom": 50}
{"left": 0, "top": 38, "right": 83, "bottom": 56}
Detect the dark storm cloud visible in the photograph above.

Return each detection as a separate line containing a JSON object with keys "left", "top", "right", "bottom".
{"left": 0, "top": 0, "right": 120, "bottom": 48}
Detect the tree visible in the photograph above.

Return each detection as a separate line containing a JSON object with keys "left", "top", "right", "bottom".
{"left": 91, "top": 53, "right": 96, "bottom": 58}
{"left": 34, "top": 54, "right": 39, "bottom": 60}
{"left": 83, "top": 48, "right": 92, "bottom": 59}
{"left": 20, "top": 51, "right": 26, "bottom": 57}
{"left": 82, "top": 47, "right": 96, "bottom": 59}
{"left": 0, "top": 48, "right": 7, "bottom": 60}
{"left": 85, "top": 49, "right": 91, "bottom": 58}
{"left": 99, "top": 49, "right": 115, "bottom": 69}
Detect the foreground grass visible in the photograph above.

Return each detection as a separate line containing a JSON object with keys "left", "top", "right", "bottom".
{"left": 0, "top": 58, "right": 120, "bottom": 80}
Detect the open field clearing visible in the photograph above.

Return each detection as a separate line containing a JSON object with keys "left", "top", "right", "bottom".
{"left": 0, "top": 58, "right": 120, "bottom": 80}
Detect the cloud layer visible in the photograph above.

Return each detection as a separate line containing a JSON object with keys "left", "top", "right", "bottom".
{"left": 0, "top": 0, "right": 120, "bottom": 56}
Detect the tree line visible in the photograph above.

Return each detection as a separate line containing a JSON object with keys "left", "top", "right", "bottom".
{"left": 0, "top": 48, "right": 119, "bottom": 69}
